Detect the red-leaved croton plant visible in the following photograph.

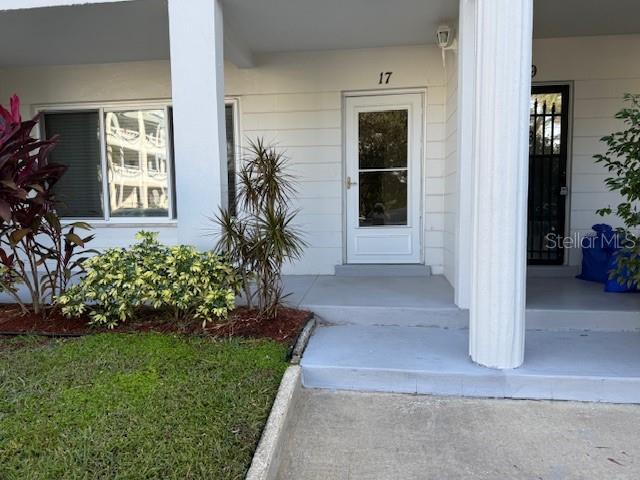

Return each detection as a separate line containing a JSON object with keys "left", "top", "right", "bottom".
{"left": 0, "top": 95, "right": 94, "bottom": 316}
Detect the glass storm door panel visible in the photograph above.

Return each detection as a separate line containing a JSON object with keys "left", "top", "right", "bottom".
{"left": 358, "top": 110, "right": 409, "bottom": 227}
{"left": 528, "top": 85, "right": 570, "bottom": 265}
{"left": 345, "top": 94, "right": 423, "bottom": 264}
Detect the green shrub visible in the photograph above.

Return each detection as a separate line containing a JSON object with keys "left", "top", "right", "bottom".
{"left": 595, "top": 93, "right": 640, "bottom": 285}
{"left": 59, "top": 231, "right": 241, "bottom": 328}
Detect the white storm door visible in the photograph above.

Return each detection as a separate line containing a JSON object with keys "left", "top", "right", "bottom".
{"left": 345, "top": 93, "right": 423, "bottom": 264}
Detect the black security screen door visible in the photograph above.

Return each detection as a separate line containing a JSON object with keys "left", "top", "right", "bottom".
{"left": 528, "top": 85, "right": 570, "bottom": 265}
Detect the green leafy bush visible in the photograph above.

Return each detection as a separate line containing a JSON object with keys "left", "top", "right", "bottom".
{"left": 59, "top": 231, "right": 241, "bottom": 328}
{"left": 595, "top": 93, "right": 640, "bottom": 285}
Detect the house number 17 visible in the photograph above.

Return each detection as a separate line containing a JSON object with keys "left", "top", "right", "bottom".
{"left": 379, "top": 72, "right": 393, "bottom": 84}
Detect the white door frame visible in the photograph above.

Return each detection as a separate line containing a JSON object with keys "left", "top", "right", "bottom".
{"left": 341, "top": 89, "right": 426, "bottom": 264}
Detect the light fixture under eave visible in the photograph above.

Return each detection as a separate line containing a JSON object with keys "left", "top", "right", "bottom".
{"left": 436, "top": 25, "right": 454, "bottom": 49}
{"left": 436, "top": 24, "right": 458, "bottom": 72}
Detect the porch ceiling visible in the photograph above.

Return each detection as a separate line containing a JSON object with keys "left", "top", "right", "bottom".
{"left": 0, "top": 0, "right": 169, "bottom": 67}
{"left": 221, "top": 0, "right": 457, "bottom": 54}
{"left": 1, "top": 0, "right": 640, "bottom": 68}
{"left": 534, "top": 0, "right": 640, "bottom": 38}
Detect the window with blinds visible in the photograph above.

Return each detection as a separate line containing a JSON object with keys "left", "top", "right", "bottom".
{"left": 43, "top": 106, "right": 175, "bottom": 220}
{"left": 44, "top": 111, "right": 103, "bottom": 218}
{"left": 42, "top": 102, "right": 238, "bottom": 221}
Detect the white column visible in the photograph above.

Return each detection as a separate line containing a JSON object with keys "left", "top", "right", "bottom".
{"left": 468, "top": 0, "right": 533, "bottom": 369}
{"left": 168, "top": 0, "right": 227, "bottom": 248}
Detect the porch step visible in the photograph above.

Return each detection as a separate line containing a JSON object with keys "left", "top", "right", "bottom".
{"left": 301, "top": 324, "right": 640, "bottom": 404}
{"left": 334, "top": 264, "right": 431, "bottom": 277}
{"left": 527, "top": 265, "right": 580, "bottom": 277}
{"left": 295, "top": 275, "right": 466, "bottom": 328}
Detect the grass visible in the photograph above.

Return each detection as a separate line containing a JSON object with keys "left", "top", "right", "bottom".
{"left": 0, "top": 333, "right": 289, "bottom": 480}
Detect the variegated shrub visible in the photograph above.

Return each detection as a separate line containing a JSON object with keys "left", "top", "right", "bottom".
{"left": 59, "top": 231, "right": 241, "bottom": 328}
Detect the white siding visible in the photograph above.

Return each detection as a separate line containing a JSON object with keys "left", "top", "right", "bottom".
{"left": 443, "top": 49, "right": 458, "bottom": 285}
{"left": 226, "top": 45, "right": 447, "bottom": 274}
{"left": 533, "top": 34, "right": 640, "bottom": 266}
{"left": 0, "top": 61, "right": 177, "bottom": 249}
{"left": 0, "top": 45, "right": 449, "bottom": 275}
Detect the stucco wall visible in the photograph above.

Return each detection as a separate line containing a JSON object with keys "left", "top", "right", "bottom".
{"left": 0, "top": 44, "right": 449, "bottom": 275}
{"left": 532, "top": 34, "right": 640, "bottom": 266}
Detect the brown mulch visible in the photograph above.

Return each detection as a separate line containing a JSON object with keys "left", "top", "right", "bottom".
{"left": 0, "top": 304, "right": 312, "bottom": 345}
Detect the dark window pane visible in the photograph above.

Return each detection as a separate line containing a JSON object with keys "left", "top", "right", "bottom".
{"left": 168, "top": 107, "right": 177, "bottom": 218}
{"left": 105, "top": 110, "right": 169, "bottom": 217}
{"left": 359, "top": 170, "right": 407, "bottom": 226}
{"left": 44, "top": 111, "right": 103, "bottom": 218}
{"left": 226, "top": 104, "right": 236, "bottom": 216}
{"left": 358, "top": 110, "right": 408, "bottom": 169}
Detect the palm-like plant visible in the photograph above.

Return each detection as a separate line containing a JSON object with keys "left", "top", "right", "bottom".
{"left": 215, "top": 139, "right": 306, "bottom": 319}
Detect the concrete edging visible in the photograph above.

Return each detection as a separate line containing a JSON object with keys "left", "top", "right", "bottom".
{"left": 290, "top": 316, "right": 316, "bottom": 365}
{"left": 246, "top": 365, "right": 302, "bottom": 480}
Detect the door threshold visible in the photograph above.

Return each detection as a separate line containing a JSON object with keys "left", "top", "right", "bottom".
{"left": 334, "top": 264, "right": 431, "bottom": 277}
{"left": 527, "top": 265, "right": 579, "bottom": 278}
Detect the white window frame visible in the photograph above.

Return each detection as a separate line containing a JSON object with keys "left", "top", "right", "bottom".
{"left": 225, "top": 97, "right": 241, "bottom": 213}
{"left": 36, "top": 100, "right": 176, "bottom": 225}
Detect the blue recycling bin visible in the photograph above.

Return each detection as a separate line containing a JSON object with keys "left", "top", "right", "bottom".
{"left": 576, "top": 224, "right": 618, "bottom": 284}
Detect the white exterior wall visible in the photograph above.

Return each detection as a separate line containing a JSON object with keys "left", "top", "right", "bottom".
{"left": 532, "top": 34, "right": 640, "bottom": 266}
{"left": 0, "top": 45, "right": 450, "bottom": 275}
{"left": 3, "top": 35, "right": 638, "bottom": 275}
{"left": 227, "top": 46, "right": 447, "bottom": 274}
{"left": 443, "top": 48, "right": 458, "bottom": 286}
{"left": 0, "top": 61, "right": 176, "bottom": 249}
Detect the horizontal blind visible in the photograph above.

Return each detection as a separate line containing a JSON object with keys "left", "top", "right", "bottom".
{"left": 44, "top": 111, "right": 103, "bottom": 218}
{"left": 226, "top": 104, "right": 236, "bottom": 216}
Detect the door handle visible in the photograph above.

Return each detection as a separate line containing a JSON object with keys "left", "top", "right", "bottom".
{"left": 346, "top": 176, "right": 357, "bottom": 189}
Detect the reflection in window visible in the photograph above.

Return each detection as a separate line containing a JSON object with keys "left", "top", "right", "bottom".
{"left": 359, "top": 170, "right": 408, "bottom": 226}
{"left": 358, "top": 110, "right": 408, "bottom": 169}
{"left": 358, "top": 109, "right": 409, "bottom": 226}
{"left": 530, "top": 93, "right": 563, "bottom": 155}
{"left": 105, "top": 110, "right": 169, "bottom": 217}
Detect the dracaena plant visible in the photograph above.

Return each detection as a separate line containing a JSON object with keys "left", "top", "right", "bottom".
{"left": 0, "top": 95, "right": 95, "bottom": 316}
{"left": 214, "top": 138, "right": 306, "bottom": 319}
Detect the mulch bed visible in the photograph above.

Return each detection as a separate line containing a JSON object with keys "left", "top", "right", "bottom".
{"left": 0, "top": 304, "right": 312, "bottom": 345}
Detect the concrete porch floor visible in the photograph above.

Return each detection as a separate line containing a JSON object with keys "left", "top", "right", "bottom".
{"left": 283, "top": 274, "right": 640, "bottom": 331}
{"left": 301, "top": 325, "right": 640, "bottom": 403}
{"left": 283, "top": 274, "right": 640, "bottom": 403}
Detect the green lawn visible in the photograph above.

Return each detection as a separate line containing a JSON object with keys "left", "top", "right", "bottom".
{"left": 0, "top": 334, "right": 289, "bottom": 480}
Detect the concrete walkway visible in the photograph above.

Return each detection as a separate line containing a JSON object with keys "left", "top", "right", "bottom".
{"left": 277, "top": 390, "right": 640, "bottom": 479}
